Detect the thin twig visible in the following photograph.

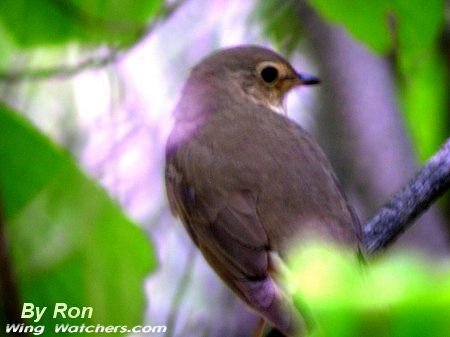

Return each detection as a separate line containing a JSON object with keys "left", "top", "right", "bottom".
{"left": 165, "top": 245, "right": 198, "bottom": 337}
{"left": 0, "top": 51, "right": 121, "bottom": 83}
{"left": 363, "top": 137, "right": 450, "bottom": 253}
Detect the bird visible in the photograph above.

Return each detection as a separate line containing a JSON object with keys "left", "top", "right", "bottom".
{"left": 165, "top": 45, "right": 362, "bottom": 337}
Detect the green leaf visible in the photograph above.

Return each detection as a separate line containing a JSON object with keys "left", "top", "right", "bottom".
{"left": 393, "top": 0, "right": 444, "bottom": 72}
{"left": 0, "top": 104, "right": 156, "bottom": 334}
{"left": 306, "top": 0, "right": 444, "bottom": 61}
{"left": 287, "top": 244, "right": 450, "bottom": 337}
{"left": 0, "top": 21, "right": 16, "bottom": 68}
{"left": 307, "top": 0, "right": 392, "bottom": 53}
{"left": 0, "top": 0, "right": 163, "bottom": 47}
{"left": 252, "top": 0, "right": 304, "bottom": 55}
{"left": 399, "top": 52, "right": 449, "bottom": 161}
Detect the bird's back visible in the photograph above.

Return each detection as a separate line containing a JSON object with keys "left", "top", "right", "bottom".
{"left": 178, "top": 101, "right": 361, "bottom": 252}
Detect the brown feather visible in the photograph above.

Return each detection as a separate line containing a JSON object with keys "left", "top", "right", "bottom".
{"left": 165, "top": 46, "right": 361, "bottom": 336}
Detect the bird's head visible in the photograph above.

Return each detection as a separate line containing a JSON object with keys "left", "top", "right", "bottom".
{"left": 188, "top": 45, "right": 320, "bottom": 114}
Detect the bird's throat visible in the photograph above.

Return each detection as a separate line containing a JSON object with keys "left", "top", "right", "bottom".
{"left": 268, "top": 102, "right": 286, "bottom": 115}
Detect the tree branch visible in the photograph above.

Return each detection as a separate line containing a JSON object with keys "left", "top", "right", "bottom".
{"left": 363, "top": 138, "right": 450, "bottom": 253}
{"left": 0, "top": 51, "right": 121, "bottom": 83}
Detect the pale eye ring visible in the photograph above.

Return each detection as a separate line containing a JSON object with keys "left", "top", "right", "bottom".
{"left": 260, "top": 66, "right": 279, "bottom": 83}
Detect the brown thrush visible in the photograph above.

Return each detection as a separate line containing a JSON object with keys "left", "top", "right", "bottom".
{"left": 165, "top": 45, "right": 361, "bottom": 336}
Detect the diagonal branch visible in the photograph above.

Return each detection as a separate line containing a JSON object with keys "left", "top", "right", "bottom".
{"left": 363, "top": 137, "right": 450, "bottom": 253}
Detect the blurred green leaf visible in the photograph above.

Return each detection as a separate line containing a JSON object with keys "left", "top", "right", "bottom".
{"left": 308, "top": 0, "right": 392, "bottom": 53}
{"left": 0, "top": 104, "right": 156, "bottom": 334}
{"left": 287, "top": 244, "right": 450, "bottom": 337}
{"left": 400, "top": 52, "right": 448, "bottom": 161}
{"left": 393, "top": 0, "right": 444, "bottom": 72}
{"left": 391, "top": 0, "right": 447, "bottom": 160}
{"left": 0, "top": 21, "right": 16, "bottom": 69}
{"left": 252, "top": 0, "right": 304, "bottom": 55}
{"left": 0, "top": 0, "right": 163, "bottom": 47}
{"left": 306, "top": 0, "right": 444, "bottom": 60}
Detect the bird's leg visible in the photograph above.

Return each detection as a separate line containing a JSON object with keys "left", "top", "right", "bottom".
{"left": 252, "top": 317, "right": 266, "bottom": 337}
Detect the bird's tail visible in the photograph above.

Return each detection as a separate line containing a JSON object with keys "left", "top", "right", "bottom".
{"left": 236, "top": 277, "right": 305, "bottom": 337}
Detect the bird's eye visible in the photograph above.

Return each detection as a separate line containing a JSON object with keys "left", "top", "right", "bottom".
{"left": 260, "top": 66, "right": 279, "bottom": 84}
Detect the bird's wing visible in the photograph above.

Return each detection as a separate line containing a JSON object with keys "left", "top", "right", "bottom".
{"left": 165, "top": 161, "right": 300, "bottom": 333}
{"left": 166, "top": 159, "right": 269, "bottom": 279}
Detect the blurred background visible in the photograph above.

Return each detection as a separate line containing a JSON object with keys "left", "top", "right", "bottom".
{"left": 0, "top": 0, "right": 449, "bottom": 336}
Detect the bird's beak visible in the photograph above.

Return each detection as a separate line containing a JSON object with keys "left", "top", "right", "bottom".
{"left": 296, "top": 72, "right": 320, "bottom": 85}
